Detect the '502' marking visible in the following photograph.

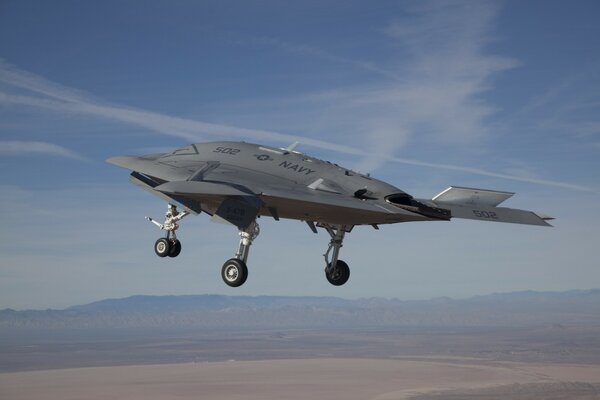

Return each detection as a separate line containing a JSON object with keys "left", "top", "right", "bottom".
{"left": 473, "top": 210, "right": 499, "bottom": 219}
{"left": 213, "top": 147, "right": 240, "bottom": 155}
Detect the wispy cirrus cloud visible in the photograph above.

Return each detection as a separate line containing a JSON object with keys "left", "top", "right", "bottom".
{"left": 342, "top": 1, "right": 517, "bottom": 171}
{"left": 237, "top": 36, "right": 403, "bottom": 81}
{"left": 0, "top": 56, "right": 595, "bottom": 193}
{"left": 0, "top": 59, "right": 90, "bottom": 103}
{"left": 231, "top": 1, "right": 518, "bottom": 174}
{"left": 0, "top": 140, "right": 87, "bottom": 161}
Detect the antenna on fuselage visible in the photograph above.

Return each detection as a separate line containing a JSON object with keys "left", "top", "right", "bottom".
{"left": 284, "top": 141, "right": 300, "bottom": 152}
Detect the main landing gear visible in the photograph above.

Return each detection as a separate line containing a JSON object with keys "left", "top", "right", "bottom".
{"left": 321, "top": 224, "right": 351, "bottom": 286}
{"left": 147, "top": 204, "right": 189, "bottom": 258}
{"left": 221, "top": 220, "right": 260, "bottom": 287}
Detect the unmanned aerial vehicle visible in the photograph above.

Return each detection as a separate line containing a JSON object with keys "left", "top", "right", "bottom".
{"left": 108, "top": 141, "right": 552, "bottom": 287}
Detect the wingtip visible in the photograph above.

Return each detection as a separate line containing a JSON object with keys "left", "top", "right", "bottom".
{"left": 535, "top": 212, "right": 555, "bottom": 221}
{"left": 535, "top": 213, "right": 555, "bottom": 227}
{"left": 106, "top": 156, "right": 130, "bottom": 168}
{"left": 106, "top": 156, "right": 123, "bottom": 165}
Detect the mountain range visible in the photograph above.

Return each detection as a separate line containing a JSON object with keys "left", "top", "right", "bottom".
{"left": 2, "top": 290, "right": 600, "bottom": 330}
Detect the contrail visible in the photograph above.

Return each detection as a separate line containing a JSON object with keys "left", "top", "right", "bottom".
{"left": 0, "top": 140, "right": 88, "bottom": 161}
{"left": 0, "top": 60, "right": 596, "bottom": 193}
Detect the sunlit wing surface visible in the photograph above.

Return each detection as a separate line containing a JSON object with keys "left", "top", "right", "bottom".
{"left": 428, "top": 186, "right": 553, "bottom": 226}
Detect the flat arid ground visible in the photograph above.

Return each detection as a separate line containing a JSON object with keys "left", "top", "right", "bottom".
{"left": 3, "top": 292, "right": 600, "bottom": 399}
{"left": 1, "top": 327, "right": 600, "bottom": 399}
{"left": 1, "top": 357, "right": 600, "bottom": 400}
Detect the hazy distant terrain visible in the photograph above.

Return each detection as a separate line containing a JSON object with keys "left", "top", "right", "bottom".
{"left": 2, "top": 290, "right": 600, "bottom": 399}
{"left": 3, "top": 289, "right": 600, "bottom": 330}
{"left": 2, "top": 290, "right": 600, "bottom": 372}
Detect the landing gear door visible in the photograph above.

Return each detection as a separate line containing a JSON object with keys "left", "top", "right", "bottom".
{"left": 211, "top": 197, "right": 262, "bottom": 230}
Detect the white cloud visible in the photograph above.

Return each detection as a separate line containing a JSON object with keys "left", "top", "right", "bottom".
{"left": 0, "top": 140, "right": 87, "bottom": 161}
{"left": 238, "top": 36, "right": 402, "bottom": 81}
{"left": 231, "top": 1, "right": 518, "bottom": 174}
{"left": 357, "top": 1, "right": 517, "bottom": 163}
{"left": 0, "top": 51, "right": 595, "bottom": 192}
{"left": 0, "top": 59, "right": 90, "bottom": 103}
{"left": 385, "top": 154, "right": 596, "bottom": 193}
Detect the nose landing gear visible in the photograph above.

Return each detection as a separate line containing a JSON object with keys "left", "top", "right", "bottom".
{"left": 148, "top": 204, "right": 189, "bottom": 258}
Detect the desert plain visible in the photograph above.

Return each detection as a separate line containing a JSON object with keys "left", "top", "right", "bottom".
{"left": 2, "top": 327, "right": 600, "bottom": 400}
{"left": 2, "top": 292, "right": 600, "bottom": 399}
{"left": 2, "top": 356, "right": 600, "bottom": 400}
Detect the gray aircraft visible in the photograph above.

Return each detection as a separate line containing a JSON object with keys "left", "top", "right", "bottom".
{"left": 107, "top": 141, "right": 553, "bottom": 287}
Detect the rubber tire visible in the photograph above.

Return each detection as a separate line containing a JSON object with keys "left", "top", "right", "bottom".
{"left": 325, "top": 260, "right": 350, "bottom": 286}
{"left": 154, "top": 238, "right": 171, "bottom": 258}
{"left": 168, "top": 240, "right": 182, "bottom": 258}
{"left": 221, "top": 259, "right": 248, "bottom": 287}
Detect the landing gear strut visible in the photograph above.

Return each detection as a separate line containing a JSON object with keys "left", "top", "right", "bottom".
{"left": 146, "top": 204, "right": 349, "bottom": 287}
{"left": 322, "top": 224, "right": 351, "bottom": 286}
{"left": 221, "top": 220, "right": 259, "bottom": 287}
{"left": 147, "top": 204, "right": 189, "bottom": 258}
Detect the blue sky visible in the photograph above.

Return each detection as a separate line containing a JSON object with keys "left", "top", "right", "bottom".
{"left": 1, "top": 0, "right": 599, "bottom": 309}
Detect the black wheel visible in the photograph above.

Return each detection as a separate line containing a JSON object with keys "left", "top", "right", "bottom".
{"left": 221, "top": 258, "right": 248, "bottom": 287}
{"left": 325, "top": 260, "right": 350, "bottom": 286}
{"left": 154, "top": 238, "right": 171, "bottom": 258}
{"left": 168, "top": 240, "right": 182, "bottom": 258}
